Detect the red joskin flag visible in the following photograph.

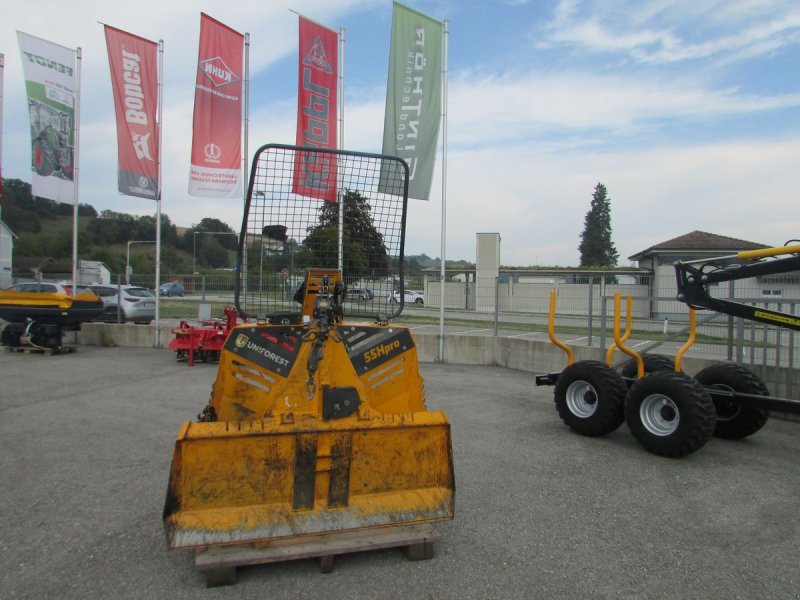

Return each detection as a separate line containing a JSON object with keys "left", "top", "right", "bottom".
{"left": 293, "top": 16, "right": 338, "bottom": 202}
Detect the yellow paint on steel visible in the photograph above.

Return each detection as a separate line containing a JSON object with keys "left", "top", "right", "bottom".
{"left": 604, "top": 293, "right": 633, "bottom": 367}
{"left": 298, "top": 268, "right": 342, "bottom": 318}
{"left": 737, "top": 244, "right": 800, "bottom": 260}
{"left": 209, "top": 324, "right": 428, "bottom": 422}
{"left": 0, "top": 289, "right": 101, "bottom": 309}
{"left": 163, "top": 273, "right": 455, "bottom": 551}
{"left": 163, "top": 412, "right": 454, "bottom": 549}
{"left": 674, "top": 307, "right": 697, "bottom": 372}
{"left": 610, "top": 293, "right": 643, "bottom": 378}
{"left": 753, "top": 310, "right": 800, "bottom": 328}
{"left": 547, "top": 291, "right": 574, "bottom": 366}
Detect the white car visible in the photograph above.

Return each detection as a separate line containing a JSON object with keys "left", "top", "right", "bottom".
{"left": 390, "top": 290, "right": 424, "bottom": 305}
{"left": 348, "top": 288, "right": 374, "bottom": 301}
{"left": 88, "top": 284, "right": 155, "bottom": 324}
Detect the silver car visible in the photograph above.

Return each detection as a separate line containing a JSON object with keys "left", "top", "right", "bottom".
{"left": 88, "top": 284, "right": 155, "bottom": 324}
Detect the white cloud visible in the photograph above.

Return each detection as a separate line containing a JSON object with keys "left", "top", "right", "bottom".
{"left": 543, "top": 0, "right": 800, "bottom": 65}
{"left": 428, "top": 137, "right": 800, "bottom": 266}
{"left": 447, "top": 69, "right": 800, "bottom": 146}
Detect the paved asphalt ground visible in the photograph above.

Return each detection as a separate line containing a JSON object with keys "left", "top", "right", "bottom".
{"left": 2, "top": 345, "right": 800, "bottom": 599}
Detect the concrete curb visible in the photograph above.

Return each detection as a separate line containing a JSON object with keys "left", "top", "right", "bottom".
{"left": 74, "top": 321, "right": 723, "bottom": 375}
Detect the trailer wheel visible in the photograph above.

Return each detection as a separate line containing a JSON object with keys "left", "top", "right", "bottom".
{"left": 694, "top": 363, "right": 770, "bottom": 439}
{"left": 625, "top": 371, "right": 715, "bottom": 457}
{"left": 29, "top": 324, "right": 61, "bottom": 350}
{"left": 620, "top": 354, "right": 676, "bottom": 379}
{"left": 554, "top": 360, "right": 627, "bottom": 436}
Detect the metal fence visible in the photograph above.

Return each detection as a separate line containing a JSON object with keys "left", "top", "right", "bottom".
{"left": 421, "top": 268, "right": 800, "bottom": 402}
{"left": 15, "top": 266, "right": 798, "bottom": 399}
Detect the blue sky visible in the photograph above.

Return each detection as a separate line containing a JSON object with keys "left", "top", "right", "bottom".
{"left": 2, "top": 0, "right": 799, "bottom": 266}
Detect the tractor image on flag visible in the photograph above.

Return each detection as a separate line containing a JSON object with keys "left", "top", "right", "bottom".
{"left": 162, "top": 145, "right": 455, "bottom": 585}
{"left": 29, "top": 101, "right": 73, "bottom": 178}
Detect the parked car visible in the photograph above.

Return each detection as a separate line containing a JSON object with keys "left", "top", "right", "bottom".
{"left": 159, "top": 281, "right": 185, "bottom": 297}
{"left": 389, "top": 290, "right": 424, "bottom": 305}
{"left": 2, "top": 281, "right": 94, "bottom": 296}
{"left": 88, "top": 284, "right": 155, "bottom": 324}
{"left": 348, "top": 288, "right": 374, "bottom": 301}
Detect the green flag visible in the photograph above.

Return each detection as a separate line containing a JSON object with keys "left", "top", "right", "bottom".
{"left": 381, "top": 2, "right": 442, "bottom": 200}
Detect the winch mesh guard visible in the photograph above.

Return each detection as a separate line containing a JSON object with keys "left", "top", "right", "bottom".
{"left": 235, "top": 145, "right": 409, "bottom": 320}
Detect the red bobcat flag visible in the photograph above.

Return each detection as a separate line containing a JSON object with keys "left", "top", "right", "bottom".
{"left": 105, "top": 25, "right": 160, "bottom": 199}
{"left": 293, "top": 16, "right": 338, "bottom": 202}
{"left": 188, "top": 13, "right": 244, "bottom": 198}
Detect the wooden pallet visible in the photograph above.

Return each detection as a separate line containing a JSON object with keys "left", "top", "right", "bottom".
{"left": 4, "top": 345, "right": 76, "bottom": 356}
{"left": 194, "top": 523, "right": 440, "bottom": 587}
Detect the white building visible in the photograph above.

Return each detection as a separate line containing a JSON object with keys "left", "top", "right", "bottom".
{"left": 627, "top": 230, "right": 797, "bottom": 318}
{"left": 0, "top": 220, "right": 16, "bottom": 289}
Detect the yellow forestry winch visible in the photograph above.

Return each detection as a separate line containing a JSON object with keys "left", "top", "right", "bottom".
{"left": 163, "top": 145, "right": 455, "bottom": 552}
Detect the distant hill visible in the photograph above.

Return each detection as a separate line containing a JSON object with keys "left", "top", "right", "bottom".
{"left": 406, "top": 253, "right": 474, "bottom": 270}
{"left": 2, "top": 178, "right": 474, "bottom": 276}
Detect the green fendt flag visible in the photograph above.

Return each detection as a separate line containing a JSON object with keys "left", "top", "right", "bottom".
{"left": 17, "top": 31, "right": 77, "bottom": 204}
{"left": 380, "top": 2, "right": 442, "bottom": 200}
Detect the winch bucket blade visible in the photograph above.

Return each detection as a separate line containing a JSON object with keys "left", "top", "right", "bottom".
{"left": 163, "top": 415, "right": 454, "bottom": 550}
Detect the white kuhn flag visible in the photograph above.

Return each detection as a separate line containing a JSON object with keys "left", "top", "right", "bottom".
{"left": 188, "top": 13, "right": 244, "bottom": 198}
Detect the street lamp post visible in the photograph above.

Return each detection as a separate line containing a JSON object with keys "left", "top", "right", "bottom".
{"left": 126, "top": 240, "right": 156, "bottom": 285}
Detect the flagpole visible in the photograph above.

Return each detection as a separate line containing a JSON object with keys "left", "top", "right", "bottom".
{"left": 437, "top": 20, "right": 448, "bottom": 363}
{"left": 339, "top": 28, "right": 344, "bottom": 149}
{"left": 71, "top": 47, "right": 82, "bottom": 295}
{"left": 337, "top": 26, "right": 345, "bottom": 272}
{"left": 242, "top": 32, "right": 250, "bottom": 307}
{"left": 154, "top": 39, "right": 164, "bottom": 347}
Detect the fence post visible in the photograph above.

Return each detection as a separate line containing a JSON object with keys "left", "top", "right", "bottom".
{"left": 735, "top": 317, "right": 745, "bottom": 364}
{"left": 116, "top": 281, "right": 122, "bottom": 324}
{"left": 600, "top": 296, "right": 607, "bottom": 353}
{"left": 787, "top": 303, "right": 795, "bottom": 399}
{"left": 587, "top": 279, "right": 593, "bottom": 346}
{"left": 201, "top": 275, "right": 206, "bottom": 302}
{"left": 494, "top": 277, "right": 499, "bottom": 336}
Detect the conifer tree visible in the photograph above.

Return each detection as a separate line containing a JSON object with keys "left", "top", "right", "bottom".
{"left": 578, "top": 182, "right": 619, "bottom": 267}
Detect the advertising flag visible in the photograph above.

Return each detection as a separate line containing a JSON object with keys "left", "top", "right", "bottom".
{"left": 380, "top": 3, "right": 442, "bottom": 200}
{"left": 188, "top": 13, "right": 244, "bottom": 198}
{"left": 17, "top": 32, "right": 77, "bottom": 204}
{"left": 293, "top": 16, "right": 338, "bottom": 202}
{"left": 104, "top": 25, "right": 159, "bottom": 199}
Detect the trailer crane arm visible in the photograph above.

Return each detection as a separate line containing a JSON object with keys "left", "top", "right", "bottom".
{"left": 675, "top": 244, "right": 800, "bottom": 332}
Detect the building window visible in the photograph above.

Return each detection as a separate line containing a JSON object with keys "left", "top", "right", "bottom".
{"left": 762, "top": 289, "right": 783, "bottom": 297}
